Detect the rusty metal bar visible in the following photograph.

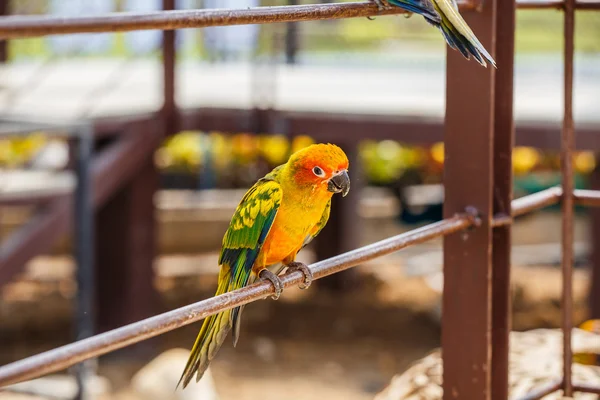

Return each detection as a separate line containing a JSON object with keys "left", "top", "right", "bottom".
{"left": 491, "top": 0, "right": 515, "bottom": 394}
{"left": 517, "top": 380, "right": 561, "bottom": 400}
{"left": 518, "top": 0, "right": 600, "bottom": 8}
{"left": 561, "top": 0, "right": 576, "bottom": 391}
{"left": 0, "top": 0, "right": 598, "bottom": 40}
{"left": 573, "top": 189, "right": 600, "bottom": 207}
{"left": 442, "top": 0, "right": 496, "bottom": 396}
{"left": 573, "top": 383, "right": 600, "bottom": 395}
{"left": 0, "top": 2, "right": 406, "bottom": 39}
{"left": 0, "top": 214, "right": 474, "bottom": 387}
{"left": 512, "top": 187, "right": 563, "bottom": 217}
{"left": 517, "top": 379, "right": 600, "bottom": 400}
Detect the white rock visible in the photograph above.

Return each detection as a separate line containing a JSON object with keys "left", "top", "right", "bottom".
{"left": 130, "top": 348, "right": 219, "bottom": 400}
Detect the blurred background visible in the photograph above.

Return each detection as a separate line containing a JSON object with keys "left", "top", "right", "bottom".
{"left": 0, "top": 1, "right": 599, "bottom": 399}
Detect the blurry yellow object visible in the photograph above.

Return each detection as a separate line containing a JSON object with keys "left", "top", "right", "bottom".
{"left": 291, "top": 135, "right": 315, "bottom": 154}
{"left": 231, "top": 133, "right": 259, "bottom": 164}
{"left": 258, "top": 134, "right": 290, "bottom": 165}
{"left": 162, "top": 131, "right": 202, "bottom": 170}
{"left": 0, "top": 132, "right": 47, "bottom": 167}
{"left": 574, "top": 151, "right": 596, "bottom": 174}
{"left": 359, "top": 139, "right": 411, "bottom": 184}
{"left": 209, "top": 132, "right": 232, "bottom": 170}
{"left": 430, "top": 142, "right": 444, "bottom": 165}
{"left": 512, "top": 147, "right": 541, "bottom": 175}
{"left": 573, "top": 319, "right": 600, "bottom": 366}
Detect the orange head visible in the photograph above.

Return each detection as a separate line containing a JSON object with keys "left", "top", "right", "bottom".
{"left": 287, "top": 143, "right": 350, "bottom": 197}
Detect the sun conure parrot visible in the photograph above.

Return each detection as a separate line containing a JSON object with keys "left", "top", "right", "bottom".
{"left": 370, "top": 0, "right": 496, "bottom": 67}
{"left": 178, "top": 143, "right": 351, "bottom": 388}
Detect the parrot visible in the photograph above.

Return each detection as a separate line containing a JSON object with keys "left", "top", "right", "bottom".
{"left": 370, "top": 0, "right": 496, "bottom": 67}
{"left": 177, "top": 143, "right": 351, "bottom": 388}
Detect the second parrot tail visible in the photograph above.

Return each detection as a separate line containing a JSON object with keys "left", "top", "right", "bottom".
{"left": 177, "top": 269, "right": 234, "bottom": 389}
{"left": 432, "top": 0, "right": 496, "bottom": 67}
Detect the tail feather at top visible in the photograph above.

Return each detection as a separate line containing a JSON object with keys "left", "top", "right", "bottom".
{"left": 375, "top": 0, "right": 496, "bottom": 67}
{"left": 177, "top": 267, "right": 236, "bottom": 389}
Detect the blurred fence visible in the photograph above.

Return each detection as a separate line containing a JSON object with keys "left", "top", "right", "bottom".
{"left": 0, "top": 2, "right": 599, "bottom": 400}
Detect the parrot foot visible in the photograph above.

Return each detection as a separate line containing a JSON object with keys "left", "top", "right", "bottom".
{"left": 259, "top": 269, "right": 284, "bottom": 300}
{"left": 286, "top": 262, "right": 313, "bottom": 290}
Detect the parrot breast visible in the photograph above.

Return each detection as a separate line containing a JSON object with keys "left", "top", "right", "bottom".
{"left": 261, "top": 189, "right": 330, "bottom": 266}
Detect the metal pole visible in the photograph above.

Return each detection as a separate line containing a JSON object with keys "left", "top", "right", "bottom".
{"left": 561, "top": 0, "right": 576, "bottom": 392}
{"left": 285, "top": 0, "right": 299, "bottom": 64}
{"left": 491, "top": 0, "right": 516, "bottom": 397}
{"left": 442, "top": 1, "right": 497, "bottom": 399}
{"left": 72, "top": 125, "right": 96, "bottom": 400}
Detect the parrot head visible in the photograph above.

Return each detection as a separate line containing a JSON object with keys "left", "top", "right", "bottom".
{"left": 288, "top": 143, "right": 350, "bottom": 197}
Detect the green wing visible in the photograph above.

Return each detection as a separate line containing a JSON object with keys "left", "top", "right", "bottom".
{"left": 219, "top": 177, "right": 282, "bottom": 281}
{"left": 301, "top": 198, "right": 331, "bottom": 248}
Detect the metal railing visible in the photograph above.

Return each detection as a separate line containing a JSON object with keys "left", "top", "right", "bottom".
{"left": 0, "top": 1, "right": 599, "bottom": 399}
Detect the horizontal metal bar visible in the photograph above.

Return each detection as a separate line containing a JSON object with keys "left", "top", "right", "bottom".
{"left": 517, "top": 379, "right": 562, "bottom": 400}
{"left": 0, "top": 2, "right": 405, "bottom": 39}
{"left": 0, "top": 0, "right": 598, "bottom": 40}
{"left": 573, "top": 383, "right": 600, "bottom": 395}
{"left": 573, "top": 189, "right": 600, "bottom": 207}
{"left": 518, "top": 0, "right": 600, "bottom": 8}
{"left": 0, "top": 213, "right": 473, "bottom": 387}
{"left": 511, "top": 187, "right": 563, "bottom": 217}
{"left": 518, "top": 379, "right": 600, "bottom": 399}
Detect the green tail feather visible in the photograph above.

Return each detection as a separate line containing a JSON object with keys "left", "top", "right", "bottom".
{"left": 177, "top": 270, "right": 234, "bottom": 389}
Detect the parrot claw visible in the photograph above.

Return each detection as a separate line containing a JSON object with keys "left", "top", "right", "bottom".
{"left": 259, "top": 269, "right": 284, "bottom": 300}
{"left": 286, "top": 262, "right": 313, "bottom": 290}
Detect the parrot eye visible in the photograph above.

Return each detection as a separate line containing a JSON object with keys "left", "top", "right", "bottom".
{"left": 312, "top": 166, "right": 326, "bottom": 177}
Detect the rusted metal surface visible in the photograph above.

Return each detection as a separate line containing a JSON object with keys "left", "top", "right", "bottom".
{"left": 0, "top": 213, "right": 474, "bottom": 387}
{"left": 512, "top": 187, "right": 562, "bottom": 217}
{"left": 573, "top": 188, "right": 600, "bottom": 207}
{"left": 441, "top": 0, "right": 496, "bottom": 396}
{"left": 491, "top": 0, "right": 515, "bottom": 394}
{"left": 561, "top": 0, "right": 576, "bottom": 392}
{"left": 0, "top": 2, "right": 406, "bottom": 39}
{"left": 0, "top": 0, "right": 598, "bottom": 40}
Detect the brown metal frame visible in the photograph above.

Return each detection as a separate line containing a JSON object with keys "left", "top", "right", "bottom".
{"left": 0, "top": 2, "right": 599, "bottom": 399}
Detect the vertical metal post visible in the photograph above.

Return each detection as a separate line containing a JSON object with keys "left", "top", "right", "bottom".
{"left": 442, "top": 6, "right": 497, "bottom": 400}
{"left": 73, "top": 125, "right": 95, "bottom": 400}
{"left": 491, "top": 0, "right": 516, "bottom": 398}
{"left": 0, "top": 0, "right": 8, "bottom": 63}
{"left": 561, "top": 0, "right": 576, "bottom": 394}
{"left": 163, "top": 0, "right": 177, "bottom": 136}
{"left": 94, "top": 129, "right": 158, "bottom": 361}
{"left": 285, "top": 0, "right": 299, "bottom": 64}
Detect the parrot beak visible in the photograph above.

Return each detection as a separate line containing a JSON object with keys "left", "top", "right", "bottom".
{"left": 327, "top": 169, "right": 350, "bottom": 197}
